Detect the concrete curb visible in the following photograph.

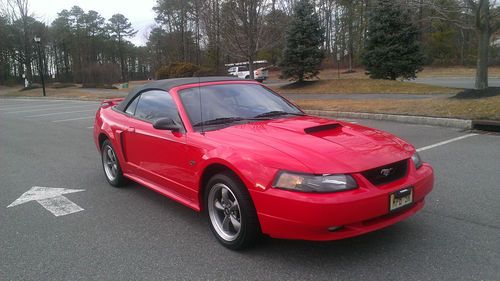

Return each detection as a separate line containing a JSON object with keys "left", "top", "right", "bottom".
{"left": 304, "top": 109, "right": 473, "bottom": 129}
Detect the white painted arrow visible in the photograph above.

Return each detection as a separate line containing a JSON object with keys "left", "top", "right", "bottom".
{"left": 7, "top": 186, "right": 85, "bottom": 216}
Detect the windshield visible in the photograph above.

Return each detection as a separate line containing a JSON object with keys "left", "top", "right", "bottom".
{"left": 179, "top": 83, "right": 303, "bottom": 130}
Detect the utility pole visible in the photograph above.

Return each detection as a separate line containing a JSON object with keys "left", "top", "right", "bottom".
{"left": 33, "top": 36, "right": 46, "bottom": 97}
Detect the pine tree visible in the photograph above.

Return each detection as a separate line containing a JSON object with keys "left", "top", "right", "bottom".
{"left": 108, "top": 14, "right": 137, "bottom": 81}
{"left": 280, "top": 0, "right": 324, "bottom": 82}
{"left": 362, "top": 0, "right": 424, "bottom": 80}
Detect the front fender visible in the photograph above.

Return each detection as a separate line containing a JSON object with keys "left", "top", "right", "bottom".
{"left": 199, "top": 155, "right": 277, "bottom": 193}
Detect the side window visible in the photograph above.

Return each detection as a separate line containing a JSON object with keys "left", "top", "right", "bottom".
{"left": 134, "top": 90, "right": 181, "bottom": 123}
{"left": 125, "top": 96, "right": 139, "bottom": 115}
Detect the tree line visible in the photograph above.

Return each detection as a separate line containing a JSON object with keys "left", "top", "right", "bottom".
{"left": 0, "top": 0, "right": 499, "bottom": 89}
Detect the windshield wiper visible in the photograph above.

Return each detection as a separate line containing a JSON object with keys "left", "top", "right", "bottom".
{"left": 253, "top": 111, "right": 305, "bottom": 118}
{"left": 193, "top": 116, "right": 267, "bottom": 127}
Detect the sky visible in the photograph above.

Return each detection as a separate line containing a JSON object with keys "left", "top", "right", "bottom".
{"left": 29, "top": 0, "right": 158, "bottom": 46}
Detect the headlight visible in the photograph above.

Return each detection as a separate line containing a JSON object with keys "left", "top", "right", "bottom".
{"left": 273, "top": 171, "right": 358, "bottom": 193}
{"left": 411, "top": 152, "right": 423, "bottom": 169}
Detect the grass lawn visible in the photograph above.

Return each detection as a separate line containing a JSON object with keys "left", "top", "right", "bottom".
{"left": 417, "top": 66, "right": 500, "bottom": 77}
{"left": 268, "top": 66, "right": 500, "bottom": 95}
{"left": 2, "top": 72, "right": 498, "bottom": 120}
{"left": 267, "top": 66, "right": 500, "bottom": 80}
{"left": 270, "top": 79, "right": 460, "bottom": 95}
{"left": 294, "top": 95, "right": 500, "bottom": 120}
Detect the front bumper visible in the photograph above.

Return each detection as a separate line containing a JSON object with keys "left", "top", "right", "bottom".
{"left": 250, "top": 163, "right": 434, "bottom": 241}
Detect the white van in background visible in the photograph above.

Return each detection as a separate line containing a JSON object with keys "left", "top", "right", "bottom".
{"left": 226, "top": 60, "right": 269, "bottom": 82}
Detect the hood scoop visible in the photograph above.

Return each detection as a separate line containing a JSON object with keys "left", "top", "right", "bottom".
{"left": 304, "top": 123, "right": 342, "bottom": 134}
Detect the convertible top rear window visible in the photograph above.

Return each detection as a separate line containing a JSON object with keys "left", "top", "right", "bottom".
{"left": 125, "top": 96, "right": 139, "bottom": 115}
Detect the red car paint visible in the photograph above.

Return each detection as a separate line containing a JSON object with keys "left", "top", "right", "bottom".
{"left": 94, "top": 80, "right": 433, "bottom": 241}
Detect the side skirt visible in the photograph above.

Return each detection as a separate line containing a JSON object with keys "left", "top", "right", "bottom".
{"left": 123, "top": 173, "right": 201, "bottom": 212}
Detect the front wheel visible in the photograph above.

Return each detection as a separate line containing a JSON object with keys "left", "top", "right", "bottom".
{"left": 206, "top": 172, "right": 260, "bottom": 250}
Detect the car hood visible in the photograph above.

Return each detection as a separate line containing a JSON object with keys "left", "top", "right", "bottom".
{"left": 206, "top": 116, "right": 415, "bottom": 173}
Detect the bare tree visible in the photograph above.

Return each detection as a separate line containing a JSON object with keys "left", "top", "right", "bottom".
{"left": 200, "top": 0, "right": 222, "bottom": 71}
{"left": 1, "top": 0, "right": 34, "bottom": 83}
{"left": 418, "top": 0, "right": 500, "bottom": 90}
{"left": 220, "top": 0, "right": 271, "bottom": 78}
{"left": 467, "top": 0, "right": 496, "bottom": 89}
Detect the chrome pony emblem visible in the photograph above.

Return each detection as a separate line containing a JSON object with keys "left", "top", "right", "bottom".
{"left": 380, "top": 168, "right": 394, "bottom": 177}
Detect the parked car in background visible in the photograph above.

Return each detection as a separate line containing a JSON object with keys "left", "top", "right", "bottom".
{"left": 226, "top": 61, "right": 269, "bottom": 82}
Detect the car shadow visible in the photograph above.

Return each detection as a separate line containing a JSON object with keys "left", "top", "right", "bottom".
{"left": 121, "top": 180, "right": 428, "bottom": 264}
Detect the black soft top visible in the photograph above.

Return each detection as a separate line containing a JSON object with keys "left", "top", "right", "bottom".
{"left": 115, "top": 76, "right": 246, "bottom": 112}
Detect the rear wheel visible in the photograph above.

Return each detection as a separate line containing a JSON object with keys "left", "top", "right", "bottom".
{"left": 101, "top": 139, "right": 126, "bottom": 187}
{"left": 206, "top": 172, "right": 260, "bottom": 250}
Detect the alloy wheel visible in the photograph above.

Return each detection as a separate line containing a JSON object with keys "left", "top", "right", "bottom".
{"left": 208, "top": 183, "right": 242, "bottom": 241}
{"left": 103, "top": 145, "right": 118, "bottom": 181}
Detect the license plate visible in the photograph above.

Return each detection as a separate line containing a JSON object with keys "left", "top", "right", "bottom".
{"left": 389, "top": 187, "right": 413, "bottom": 212}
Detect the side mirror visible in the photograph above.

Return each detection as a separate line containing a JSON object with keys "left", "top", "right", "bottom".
{"left": 153, "top": 118, "right": 181, "bottom": 132}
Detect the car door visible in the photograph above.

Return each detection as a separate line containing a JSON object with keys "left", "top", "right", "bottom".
{"left": 122, "top": 90, "right": 196, "bottom": 201}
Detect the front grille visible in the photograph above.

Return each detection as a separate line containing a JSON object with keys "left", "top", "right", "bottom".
{"left": 362, "top": 159, "right": 408, "bottom": 186}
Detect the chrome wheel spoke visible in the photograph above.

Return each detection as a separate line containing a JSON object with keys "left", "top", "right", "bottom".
{"left": 222, "top": 216, "right": 230, "bottom": 231}
{"left": 221, "top": 188, "right": 229, "bottom": 203}
{"left": 107, "top": 149, "right": 114, "bottom": 161}
{"left": 214, "top": 200, "right": 224, "bottom": 211}
{"left": 230, "top": 216, "right": 241, "bottom": 232}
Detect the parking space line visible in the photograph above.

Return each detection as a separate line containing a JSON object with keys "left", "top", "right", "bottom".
{"left": 3, "top": 104, "right": 98, "bottom": 114}
{"left": 0, "top": 103, "right": 71, "bottom": 110}
{"left": 52, "top": 116, "right": 94, "bottom": 123}
{"left": 0, "top": 99, "right": 60, "bottom": 106}
{"left": 0, "top": 98, "right": 52, "bottom": 102}
{"left": 0, "top": 101, "right": 54, "bottom": 107}
{"left": 416, "top": 133, "right": 478, "bottom": 152}
{"left": 87, "top": 126, "right": 94, "bottom": 129}
{"left": 0, "top": 100, "right": 99, "bottom": 109}
{"left": 26, "top": 109, "right": 95, "bottom": 118}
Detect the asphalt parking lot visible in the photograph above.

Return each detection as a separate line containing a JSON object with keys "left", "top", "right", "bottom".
{"left": 1, "top": 98, "right": 499, "bottom": 280}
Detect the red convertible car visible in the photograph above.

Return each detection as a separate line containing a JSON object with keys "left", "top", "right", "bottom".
{"left": 93, "top": 77, "right": 433, "bottom": 250}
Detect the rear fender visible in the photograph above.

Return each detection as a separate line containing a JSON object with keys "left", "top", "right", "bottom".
{"left": 94, "top": 107, "right": 129, "bottom": 173}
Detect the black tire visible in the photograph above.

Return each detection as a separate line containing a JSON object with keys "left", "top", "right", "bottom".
{"left": 205, "top": 171, "right": 260, "bottom": 250}
{"left": 245, "top": 75, "right": 250, "bottom": 79}
{"left": 101, "top": 139, "right": 127, "bottom": 187}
